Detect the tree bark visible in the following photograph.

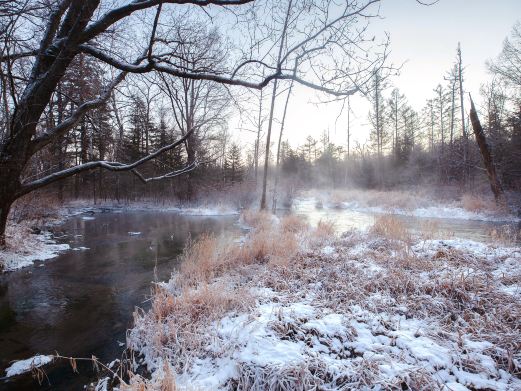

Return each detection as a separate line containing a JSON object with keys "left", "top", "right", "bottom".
{"left": 0, "top": 172, "right": 15, "bottom": 247}
{"left": 469, "top": 95, "right": 505, "bottom": 204}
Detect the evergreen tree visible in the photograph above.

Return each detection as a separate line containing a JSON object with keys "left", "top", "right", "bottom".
{"left": 224, "top": 143, "right": 244, "bottom": 184}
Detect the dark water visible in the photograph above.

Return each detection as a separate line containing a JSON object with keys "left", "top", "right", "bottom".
{"left": 0, "top": 211, "right": 238, "bottom": 390}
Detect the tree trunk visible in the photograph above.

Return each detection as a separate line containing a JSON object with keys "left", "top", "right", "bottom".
{"left": 469, "top": 96, "right": 505, "bottom": 204}
{"left": 0, "top": 173, "right": 16, "bottom": 248}
{"left": 272, "top": 78, "right": 294, "bottom": 212}
{"left": 0, "top": 202, "right": 11, "bottom": 248}
{"left": 260, "top": 77, "right": 279, "bottom": 210}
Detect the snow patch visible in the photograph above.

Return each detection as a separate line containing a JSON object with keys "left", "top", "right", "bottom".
{"left": 321, "top": 245, "right": 335, "bottom": 255}
{"left": 5, "top": 355, "right": 53, "bottom": 377}
{"left": 72, "top": 246, "right": 89, "bottom": 251}
{"left": 1, "top": 231, "right": 70, "bottom": 272}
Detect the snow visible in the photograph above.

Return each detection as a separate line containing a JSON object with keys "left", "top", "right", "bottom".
{"left": 129, "top": 222, "right": 521, "bottom": 390}
{"left": 94, "top": 376, "right": 110, "bottom": 391}
{"left": 0, "top": 231, "right": 70, "bottom": 272}
{"left": 72, "top": 246, "right": 89, "bottom": 251}
{"left": 321, "top": 245, "right": 335, "bottom": 255}
{"left": 167, "top": 297, "right": 521, "bottom": 390}
{"left": 177, "top": 207, "right": 239, "bottom": 216}
{"left": 411, "top": 238, "right": 521, "bottom": 261}
{"left": 345, "top": 202, "right": 518, "bottom": 222}
{"left": 5, "top": 355, "right": 53, "bottom": 377}
{"left": 61, "top": 202, "right": 239, "bottom": 217}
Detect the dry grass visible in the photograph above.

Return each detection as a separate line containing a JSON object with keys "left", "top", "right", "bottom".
{"left": 121, "top": 362, "right": 179, "bottom": 391}
{"left": 129, "top": 209, "right": 315, "bottom": 377}
{"left": 240, "top": 209, "right": 273, "bottom": 231}
{"left": 310, "top": 220, "right": 335, "bottom": 246}
{"left": 461, "top": 193, "right": 499, "bottom": 213}
{"left": 490, "top": 224, "right": 521, "bottom": 245}
{"left": 370, "top": 214, "right": 410, "bottom": 243}
{"left": 280, "top": 214, "right": 307, "bottom": 233}
{"left": 10, "top": 191, "right": 61, "bottom": 224}
{"left": 257, "top": 232, "right": 521, "bottom": 384}
{"left": 324, "top": 188, "right": 431, "bottom": 210}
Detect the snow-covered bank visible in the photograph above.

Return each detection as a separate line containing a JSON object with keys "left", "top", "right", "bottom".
{"left": 126, "top": 213, "right": 521, "bottom": 390}
{"left": 0, "top": 226, "right": 70, "bottom": 272}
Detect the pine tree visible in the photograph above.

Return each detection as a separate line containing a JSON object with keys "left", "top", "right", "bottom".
{"left": 224, "top": 143, "right": 244, "bottom": 184}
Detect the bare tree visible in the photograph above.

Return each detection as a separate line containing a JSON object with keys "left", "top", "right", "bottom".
{"left": 155, "top": 20, "right": 231, "bottom": 199}
{"left": 469, "top": 96, "right": 505, "bottom": 204}
{"left": 488, "top": 22, "right": 521, "bottom": 88}
{"left": 258, "top": 0, "right": 391, "bottom": 208}
{"left": 0, "top": 0, "right": 390, "bottom": 245}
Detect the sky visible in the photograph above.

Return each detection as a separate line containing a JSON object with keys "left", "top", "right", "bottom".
{"left": 236, "top": 0, "right": 521, "bottom": 152}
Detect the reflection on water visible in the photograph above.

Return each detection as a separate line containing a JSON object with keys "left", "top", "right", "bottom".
{"left": 0, "top": 211, "right": 238, "bottom": 390}
{"left": 292, "top": 197, "right": 520, "bottom": 243}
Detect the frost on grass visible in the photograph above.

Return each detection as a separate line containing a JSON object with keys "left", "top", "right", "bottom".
{"left": 0, "top": 224, "right": 70, "bottom": 272}
{"left": 5, "top": 355, "right": 53, "bottom": 377}
{"left": 128, "top": 212, "right": 521, "bottom": 390}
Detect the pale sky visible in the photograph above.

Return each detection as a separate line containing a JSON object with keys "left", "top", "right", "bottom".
{"left": 236, "top": 0, "right": 521, "bottom": 152}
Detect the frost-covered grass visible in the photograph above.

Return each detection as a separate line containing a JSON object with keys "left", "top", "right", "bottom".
{"left": 125, "top": 211, "right": 521, "bottom": 390}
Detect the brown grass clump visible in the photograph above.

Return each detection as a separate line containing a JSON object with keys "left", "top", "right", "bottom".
{"left": 130, "top": 206, "right": 521, "bottom": 389}
{"left": 130, "top": 209, "right": 317, "bottom": 377}
{"left": 131, "top": 281, "right": 253, "bottom": 375}
{"left": 312, "top": 220, "right": 335, "bottom": 243}
{"left": 179, "top": 234, "right": 226, "bottom": 285}
{"left": 280, "top": 214, "right": 307, "bottom": 233}
{"left": 121, "top": 362, "right": 178, "bottom": 391}
{"left": 490, "top": 224, "right": 520, "bottom": 245}
{"left": 241, "top": 209, "right": 273, "bottom": 231}
{"left": 461, "top": 193, "right": 498, "bottom": 213}
{"left": 370, "top": 214, "right": 410, "bottom": 243}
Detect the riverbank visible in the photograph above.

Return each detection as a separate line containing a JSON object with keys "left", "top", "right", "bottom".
{"left": 124, "top": 212, "right": 521, "bottom": 390}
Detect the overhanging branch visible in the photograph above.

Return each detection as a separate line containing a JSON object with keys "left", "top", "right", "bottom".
{"left": 19, "top": 128, "right": 196, "bottom": 196}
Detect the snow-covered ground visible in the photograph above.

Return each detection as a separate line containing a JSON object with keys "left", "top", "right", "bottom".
{"left": 127, "top": 215, "right": 521, "bottom": 390}
{"left": 0, "top": 228, "right": 70, "bottom": 272}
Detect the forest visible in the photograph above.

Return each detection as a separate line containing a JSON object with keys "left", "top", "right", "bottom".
{"left": 1, "top": 0, "right": 521, "bottom": 390}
